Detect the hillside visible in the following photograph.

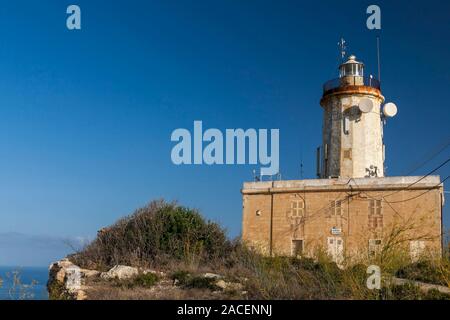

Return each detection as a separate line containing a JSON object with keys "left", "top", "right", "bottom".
{"left": 48, "top": 200, "right": 450, "bottom": 300}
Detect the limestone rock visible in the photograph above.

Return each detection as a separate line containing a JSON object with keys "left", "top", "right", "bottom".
{"left": 80, "top": 269, "right": 101, "bottom": 278}
{"left": 75, "top": 289, "right": 88, "bottom": 300}
{"left": 203, "top": 273, "right": 222, "bottom": 280}
{"left": 215, "top": 279, "right": 244, "bottom": 291}
{"left": 48, "top": 258, "right": 99, "bottom": 300}
{"left": 215, "top": 279, "right": 227, "bottom": 289}
{"left": 101, "top": 265, "right": 139, "bottom": 280}
{"left": 143, "top": 269, "right": 165, "bottom": 277}
{"left": 49, "top": 258, "right": 74, "bottom": 283}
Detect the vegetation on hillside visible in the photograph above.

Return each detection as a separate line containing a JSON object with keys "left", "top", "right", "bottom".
{"left": 70, "top": 200, "right": 450, "bottom": 300}
{"left": 71, "top": 200, "right": 231, "bottom": 271}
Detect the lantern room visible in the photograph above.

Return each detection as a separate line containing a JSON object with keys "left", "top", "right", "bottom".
{"left": 339, "top": 55, "right": 364, "bottom": 78}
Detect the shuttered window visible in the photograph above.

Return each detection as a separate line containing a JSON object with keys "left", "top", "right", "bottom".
{"left": 331, "top": 200, "right": 342, "bottom": 216}
{"left": 291, "top": 200, "right": 305, "bottom": 217}
{"left": 368, "top": 200, "right": 383, "bottom": 229}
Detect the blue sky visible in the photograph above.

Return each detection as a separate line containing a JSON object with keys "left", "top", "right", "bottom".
{"left": 0, "top": 0, "right": 449, "bottom": 266}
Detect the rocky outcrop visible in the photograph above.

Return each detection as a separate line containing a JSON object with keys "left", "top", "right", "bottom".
{"left": 48, "top": 259, "right": 247, "bottom": 300}
{"left": 47, "top": 259, "right": 99, "bottom": 300}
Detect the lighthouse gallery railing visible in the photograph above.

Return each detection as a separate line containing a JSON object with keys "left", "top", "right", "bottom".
{"left": 323, "top": 76, "right": 381, "bottom": 93}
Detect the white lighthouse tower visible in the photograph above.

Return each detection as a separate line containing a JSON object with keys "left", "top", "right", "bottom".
{"left": 318, "top": 54, "right": 395, "bottom": 179}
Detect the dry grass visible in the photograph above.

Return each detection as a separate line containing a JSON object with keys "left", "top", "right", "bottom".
{"left": 84, "top": 275, "right": 240, "bottom": 300}
{"left": 86, "top": 283, "right": 219, "bottom": 300}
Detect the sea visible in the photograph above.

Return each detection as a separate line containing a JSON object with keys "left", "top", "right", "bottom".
{"left": 0, "top": 266, "right": 49, "bottom": 300}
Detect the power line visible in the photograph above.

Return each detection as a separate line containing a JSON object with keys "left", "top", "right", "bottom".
{"left": 384, "top": 175, "right": 449, "bottom": 204}
{"left": 298, "top": 179, "right": 356, "bottom": 223}
{"left": 376, "top": 156, "right": 450, "bottom": 199}
{"left": 306, "top": 178, "right": 353, "bottom": 214}
{"left": 288, "top": 165, "right": 448, "bottom": 227}
{"left": 404, "top": 138, "right": 450, "bottom": 175}
{"left": 349, "top": 174, "right": 447, "bottom": 205}
{"left": 385, "top": 156, "right": 449, "bottom": 197}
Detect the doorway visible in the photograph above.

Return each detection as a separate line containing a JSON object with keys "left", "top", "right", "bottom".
{"left": 292, "top": 239, "right": 304, "bottom": 257}
{"left": 327, "top": 237, "right": 344, "bottom": 265}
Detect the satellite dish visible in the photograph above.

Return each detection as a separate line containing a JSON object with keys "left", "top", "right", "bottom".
{"left": 358, "top": 98, "right": 373, "bottom": 113}
{"left": 383, "top": 102, "right": 398, "bottom": 117}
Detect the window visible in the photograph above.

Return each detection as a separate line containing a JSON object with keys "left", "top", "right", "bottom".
{"left": 368, "top": 199, "right": 383, "bottom": 229}
{"left": 331, "top": 200, "right": 342, "bottom": 216}
{"left": 291, "top": 200, "right": 305, "bottom": 218}
{"left": 356, "top": 64, "right": 364, "bottom": 76}
{"left": 343, "top": 64, "right": 352, "bottom": 76}
{"left": 369, "top": 199, "right": 382, "bottom": 215}
{"left": 292, "top": 240, "right": 304, "bottom": 257}
{"left": 369, "top": 239, "right": 382, "bottom": 257}
{"left": 340, "top": 63, "right": 364, "bottom": 77}
{"left": 343, "top": 149, "right": 352, "bottom": 159}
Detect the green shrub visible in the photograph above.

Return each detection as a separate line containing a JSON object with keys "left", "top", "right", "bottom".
{"left": 71, "top": 200, "right": 231, "bottom": 269}
{"left": 47, "top": 280, "right": 74, "bottom": 300}
{"left": 170, "top": 271, "right": 218, "bottom": 290}
{"left": 423, "top": 289, "right": 450, "bottom": 300}
{"left": 380, "top": 283, "right": 450, "bottom": 300}
{"left": 170, "top": 270, "right": 191, "bottom": 285}
{"left": 184, "top": 276, "right": 218, "bottom": 290}
{"left": 133, "top": 273, "right": 159, "bottom": 288}
{"left": 396, "top": 260, "right": 449, "bottom": 286}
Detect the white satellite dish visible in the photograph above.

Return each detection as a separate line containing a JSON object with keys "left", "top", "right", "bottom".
{"left": 383, "top": 102, "right": 398, "bottom": 117}
{"left": 358, "top": 98, "right": 373, "bottom": 113}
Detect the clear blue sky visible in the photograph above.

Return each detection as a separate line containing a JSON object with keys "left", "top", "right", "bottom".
{"left": 0, "top": 0, "right": 449, "bottom": 266}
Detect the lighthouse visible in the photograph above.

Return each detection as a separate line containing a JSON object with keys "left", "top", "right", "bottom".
{"left": 318, "top": 54, "right": 393, "bottom": 179}
{"left": 242, "top": 47, "right": 442, "bottom": 262}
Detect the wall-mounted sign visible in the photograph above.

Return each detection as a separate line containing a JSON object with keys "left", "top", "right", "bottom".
{"left": 331, "top": 227, "right": 342, "bottom": 235}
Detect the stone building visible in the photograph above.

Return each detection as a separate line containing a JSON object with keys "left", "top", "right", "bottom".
{"left": 242, "top": 55, "right": 444, "bottom": 262}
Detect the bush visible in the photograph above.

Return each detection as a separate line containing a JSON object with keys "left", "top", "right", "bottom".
{"left": 170, "top": 270, "right": 218, "bottom": 290}
{"left": 395, "top": 260, "right": 450, "bottom": 286}
{"left": 184, "top": 276, "right": 218, "bottom": 290}
{"left": 71, "top": 200, "right": 231, "bottom": 270}
{"left": 170, "top": 270, "right": 191, "bottom": 285}
{"left": 133, "top": 273, "right": 159, "bottom": 288}
{"left": 381, "top": 283, "right": 450, "bottom": 300}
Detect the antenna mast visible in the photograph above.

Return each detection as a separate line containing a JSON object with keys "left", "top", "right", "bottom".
{"left": 377, "top": 35, "right": 381, "bottom": 81}
{"left": 253, "top": 169, "right": 260, "bottom": 182}
{"left": 300, "top": 161, "right": 304, "bottom": 179}
{"left": 338, "top": 38, "right": 347, "bottom": 62}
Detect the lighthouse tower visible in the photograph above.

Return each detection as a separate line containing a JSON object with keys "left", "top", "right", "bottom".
{"left": 242, "top": 49, "right": 442, "bottom": 261}
{"left": 319, "top": 55, "right": 386, "bottom": 179}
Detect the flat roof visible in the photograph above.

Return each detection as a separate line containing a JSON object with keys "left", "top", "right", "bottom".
{"left": 242, "top": 176, "right": 442, "bottom": 194}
